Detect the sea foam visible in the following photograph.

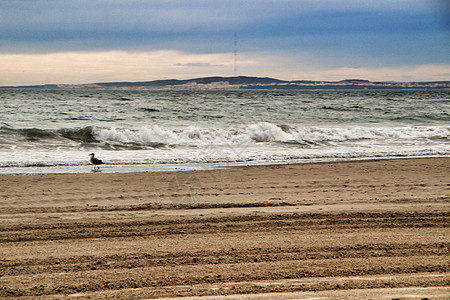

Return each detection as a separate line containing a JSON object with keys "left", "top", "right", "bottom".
{"left": 91, "top": 122, "right": 449, "bottom": 147}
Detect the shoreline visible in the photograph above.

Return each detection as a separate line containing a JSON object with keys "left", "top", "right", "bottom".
{"left": 1, "top": 157, "right": 449, "bottom": 299}
{"left": 1, "top": 155, "right": 448, "bottom": 175}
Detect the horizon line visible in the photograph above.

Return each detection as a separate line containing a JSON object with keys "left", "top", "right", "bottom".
{"left": 2, "top": 75, "right": 450, "bottom": 88}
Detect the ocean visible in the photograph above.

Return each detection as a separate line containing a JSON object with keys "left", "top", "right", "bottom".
{"left": 0, "top": 89, "right": 449, "bottom": 174}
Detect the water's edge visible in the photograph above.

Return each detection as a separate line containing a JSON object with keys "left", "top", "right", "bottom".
{"left": 1, "top": 155, "right": 447, "bottom": 175}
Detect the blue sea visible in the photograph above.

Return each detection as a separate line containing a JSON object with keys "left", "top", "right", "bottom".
{"left": 0, "top": 89, "right": 449, "bottom": 174}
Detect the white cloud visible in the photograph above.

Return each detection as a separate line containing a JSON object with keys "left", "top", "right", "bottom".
{"left": 233, "top": 51, "right": 450, "bottom": 82}
{"left": 308, "top": 64, "right": 450, "bottom": 82}
{"left": 0, "top": 50, "right": 236, "bottom": 85}
{"left": 0, "top": 50, "right": 448, "bottom": 86}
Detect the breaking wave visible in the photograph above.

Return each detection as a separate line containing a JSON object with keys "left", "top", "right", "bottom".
{"left": 1, "top": 122, "right": 448, "bottom": 170}
{"left": 0, "top": 126, "right": 96, "bottom": 143}
{"left": 1, "top": 123, "right": 449, "bottom": 149}
{"left": 91, "top": 122, "right": 449, "bottom": 147}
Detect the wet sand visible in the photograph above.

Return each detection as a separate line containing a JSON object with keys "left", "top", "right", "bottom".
{"left": 0, "top": 158, "right": 449, "bottom": 299}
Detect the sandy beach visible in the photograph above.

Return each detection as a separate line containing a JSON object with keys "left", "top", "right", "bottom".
{"left": 1, "top": 157, "right": 449, "bottom": 299}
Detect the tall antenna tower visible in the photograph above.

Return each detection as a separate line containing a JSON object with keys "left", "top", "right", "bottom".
{"left": 234, "top": 32, "right": 237, "bottom": 75}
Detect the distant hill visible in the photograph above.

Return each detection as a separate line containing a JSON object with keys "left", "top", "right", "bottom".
{"left": 2, "top": 76, "right": 449, "bottom": 90}
{"left": 90, "top": 76, "right": 286, "bottom": 88}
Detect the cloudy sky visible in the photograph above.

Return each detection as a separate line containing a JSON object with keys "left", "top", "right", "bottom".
{"left": 0, "top": 0, "right": 449, "bottom": 85}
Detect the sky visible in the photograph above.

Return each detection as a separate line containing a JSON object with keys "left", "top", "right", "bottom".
{"left": 0, "top": 0, "right": 449, "bottom": 85}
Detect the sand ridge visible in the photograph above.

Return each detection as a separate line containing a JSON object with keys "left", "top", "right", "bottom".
{"left": 0, "top": 158, "right": 449, "bottom": 298}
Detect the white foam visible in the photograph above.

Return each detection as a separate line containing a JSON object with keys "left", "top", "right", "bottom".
{"left": 1, "top": 123, "right": 448, "bottom": 170}
{"left": 92, "top": 123, "right": 449, "bottom": 146}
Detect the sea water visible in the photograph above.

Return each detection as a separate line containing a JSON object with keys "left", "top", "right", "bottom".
{"left": 0, "top": 89, "right": 448, "bottom": 174}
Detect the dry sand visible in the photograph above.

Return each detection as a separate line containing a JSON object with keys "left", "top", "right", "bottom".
{"left": 0, "top": 158, "right": 449, "bottom": 299}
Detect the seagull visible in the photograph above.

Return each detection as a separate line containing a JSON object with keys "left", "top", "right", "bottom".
{"left": 89, "top": 153, "right": 105, "bottom": 170}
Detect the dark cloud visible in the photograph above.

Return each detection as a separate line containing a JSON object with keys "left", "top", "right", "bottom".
{"left": 0, "top": 0, "right": 448, "bottom": 65}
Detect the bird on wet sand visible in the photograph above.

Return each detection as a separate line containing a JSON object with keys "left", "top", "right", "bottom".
{"left": 89, "top": 153, "right": 105, "bottom": 170}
